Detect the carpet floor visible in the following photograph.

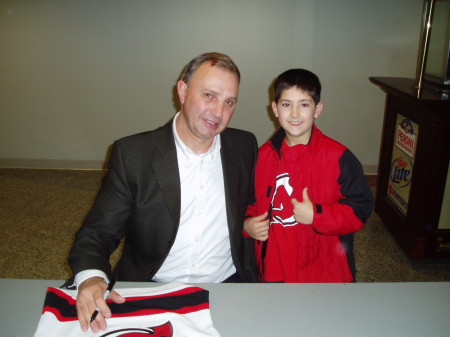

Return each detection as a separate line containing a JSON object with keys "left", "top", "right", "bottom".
{"left": 1, "top": 168, "right": 449, "bottom": 282}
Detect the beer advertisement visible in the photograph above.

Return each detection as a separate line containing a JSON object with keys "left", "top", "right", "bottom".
{"left": 386, "top": 114, "right": 419, "bottom": 216}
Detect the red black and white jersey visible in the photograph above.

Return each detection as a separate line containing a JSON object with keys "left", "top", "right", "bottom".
{"left": 34, "top": 283, "right": 220, "bottom": 337}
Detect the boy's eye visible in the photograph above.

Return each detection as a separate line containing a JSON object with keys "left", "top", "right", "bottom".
{"left": 301, "top": 103, "right": 310, "bottom": 108}
{"left": 281, "top": 103, "right": 290, "bottom": 107}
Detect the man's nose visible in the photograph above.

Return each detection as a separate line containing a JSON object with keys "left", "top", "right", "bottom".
{"left": 211, "top": 102, "right": 224, "bottom": 119}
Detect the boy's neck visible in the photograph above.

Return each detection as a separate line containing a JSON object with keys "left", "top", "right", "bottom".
{"left": 284, "top": 127, "right": 314, "bottom": 146}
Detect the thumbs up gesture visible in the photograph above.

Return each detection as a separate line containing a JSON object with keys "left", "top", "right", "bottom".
{"left": 291, "top": 187, "right": 314, "bottom": 225}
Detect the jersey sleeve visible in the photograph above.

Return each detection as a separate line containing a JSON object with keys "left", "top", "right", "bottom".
{"left": 312, "top": 149, "right": 374, "bottom": 235}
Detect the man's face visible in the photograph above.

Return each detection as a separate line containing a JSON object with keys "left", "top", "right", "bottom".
{"left": 176, "top": 61, "right": 239, "bottom": 150}
{"left": 272, "top": 87, "right": 323, "bottom": 146}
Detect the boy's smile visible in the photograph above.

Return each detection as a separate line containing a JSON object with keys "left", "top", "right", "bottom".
{"left": 272, "top": 87, "right": 323, "bottom": 146}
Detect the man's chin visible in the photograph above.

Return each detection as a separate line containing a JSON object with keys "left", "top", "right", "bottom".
{"left": 199, "top": 126, "right": 223, "bottom": 139}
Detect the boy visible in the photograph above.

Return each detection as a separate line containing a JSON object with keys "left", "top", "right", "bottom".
{"left": 244, "top": 69, "right": 373, "bottom": 282}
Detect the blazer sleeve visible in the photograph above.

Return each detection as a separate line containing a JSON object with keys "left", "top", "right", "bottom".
{"left": 68, "top": 140, "right": 133, "bottom": 278}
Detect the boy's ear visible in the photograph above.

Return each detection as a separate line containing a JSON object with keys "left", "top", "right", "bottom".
{"left": 314, "top": 102, "right": 324, "bottom": 119}
{"left": 271, "top": 101, "right": 279, "bottom": 117}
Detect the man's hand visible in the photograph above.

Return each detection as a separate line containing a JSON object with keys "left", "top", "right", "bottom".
{"left": 76, "top": 276, "right": 125, "bottom": 333}
{"left": 291, "top": 187, "right": 314, "bottom": 225}
{"left": 244, "top": 211, "right": 270, "bottom": 241}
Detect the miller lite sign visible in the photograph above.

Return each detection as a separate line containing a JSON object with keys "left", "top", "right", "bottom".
{"left": 386, "top": 115, "right": 419, "bottom": 216}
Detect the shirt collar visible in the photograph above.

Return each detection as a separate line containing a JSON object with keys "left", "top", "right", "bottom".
{"left": 172, "top": 112, "right": 221, "bottom": 158}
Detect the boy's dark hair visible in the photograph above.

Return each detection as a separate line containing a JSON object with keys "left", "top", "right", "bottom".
{"left": 273, "top": 69, "right": 321, "bottom": 105}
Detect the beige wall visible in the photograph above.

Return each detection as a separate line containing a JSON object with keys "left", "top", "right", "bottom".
{"left": 0, "top": 0, "right": 423, "bottom": 172}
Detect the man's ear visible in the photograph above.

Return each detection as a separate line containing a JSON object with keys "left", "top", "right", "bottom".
{"left": 271, "top": 101, "right": 279, "bottom": 118}
{"left": 314, "top": 102, "right": 324, "bottom": 119}
{"left": 177, "top": 80, "right": 187, "bottom": 105}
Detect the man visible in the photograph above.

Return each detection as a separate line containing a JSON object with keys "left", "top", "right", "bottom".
{"left": 68, "top": 52, "right": 258, "bottom": 332}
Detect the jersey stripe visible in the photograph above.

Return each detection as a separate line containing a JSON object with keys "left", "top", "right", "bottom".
{"left": 42, "top": 286, "right": 210, "bottom": 322}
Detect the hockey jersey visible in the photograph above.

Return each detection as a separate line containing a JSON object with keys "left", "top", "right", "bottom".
{"left": 34, "top": 283, "right": 220, "bottom": 337}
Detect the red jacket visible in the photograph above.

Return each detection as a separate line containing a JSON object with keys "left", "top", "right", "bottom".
{"left": 246, "top": 126, "right": 373, "bottom": 282}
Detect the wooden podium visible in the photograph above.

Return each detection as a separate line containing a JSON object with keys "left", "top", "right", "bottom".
{"left": 370, "top": 77, "right": 450, "bottom": 259}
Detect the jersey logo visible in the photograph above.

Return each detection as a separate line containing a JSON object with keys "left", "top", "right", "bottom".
{"left": 270, "top": 173, "right": 298, "bottom": 227}
{"left": 99, "top": 321, "right": 173, "bottom": 337}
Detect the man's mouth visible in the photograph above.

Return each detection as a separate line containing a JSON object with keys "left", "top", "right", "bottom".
{"left": 204, "top": 119, "right": 219, "bottom": 128}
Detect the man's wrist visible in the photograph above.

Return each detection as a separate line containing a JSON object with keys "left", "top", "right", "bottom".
{"left": 75, "top": 270, "right": 109, "bottom": 290}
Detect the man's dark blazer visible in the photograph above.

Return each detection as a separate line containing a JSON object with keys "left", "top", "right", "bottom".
{"left": 68, "top": 120, "right": 258, "bottom": 282}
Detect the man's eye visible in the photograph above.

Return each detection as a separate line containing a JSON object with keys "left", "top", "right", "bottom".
{"left": 226, "top": 100, "right": 236, "bottom": 106}
{"left": 204, "top": 93, "right": 213, "bottom": 99}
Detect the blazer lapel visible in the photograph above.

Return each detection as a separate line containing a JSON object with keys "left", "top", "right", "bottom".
{"left": 152, "top": 122, "right": 181, "bottom": 225}
{"left": 221, "top": 133, "right": 240, "bottom": 231}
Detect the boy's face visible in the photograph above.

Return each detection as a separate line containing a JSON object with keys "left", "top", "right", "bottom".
{"left": 272, "top": 87, "right": 323, "bottom": 146}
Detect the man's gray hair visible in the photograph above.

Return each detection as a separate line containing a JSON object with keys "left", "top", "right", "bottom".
{"left": 180, "top": 52, "right": 240, "bottom": 84}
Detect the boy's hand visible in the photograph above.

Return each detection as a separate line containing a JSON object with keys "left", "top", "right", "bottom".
{"left": 291, "top": 187, "right": 314, "bottom": 225}
{"left": 244, "top": 211, "right": 270, "bottom": 241}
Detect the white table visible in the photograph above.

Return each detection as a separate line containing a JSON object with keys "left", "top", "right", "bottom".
{"left": 1, "top": 279, "right": 449, "bottom": 336}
